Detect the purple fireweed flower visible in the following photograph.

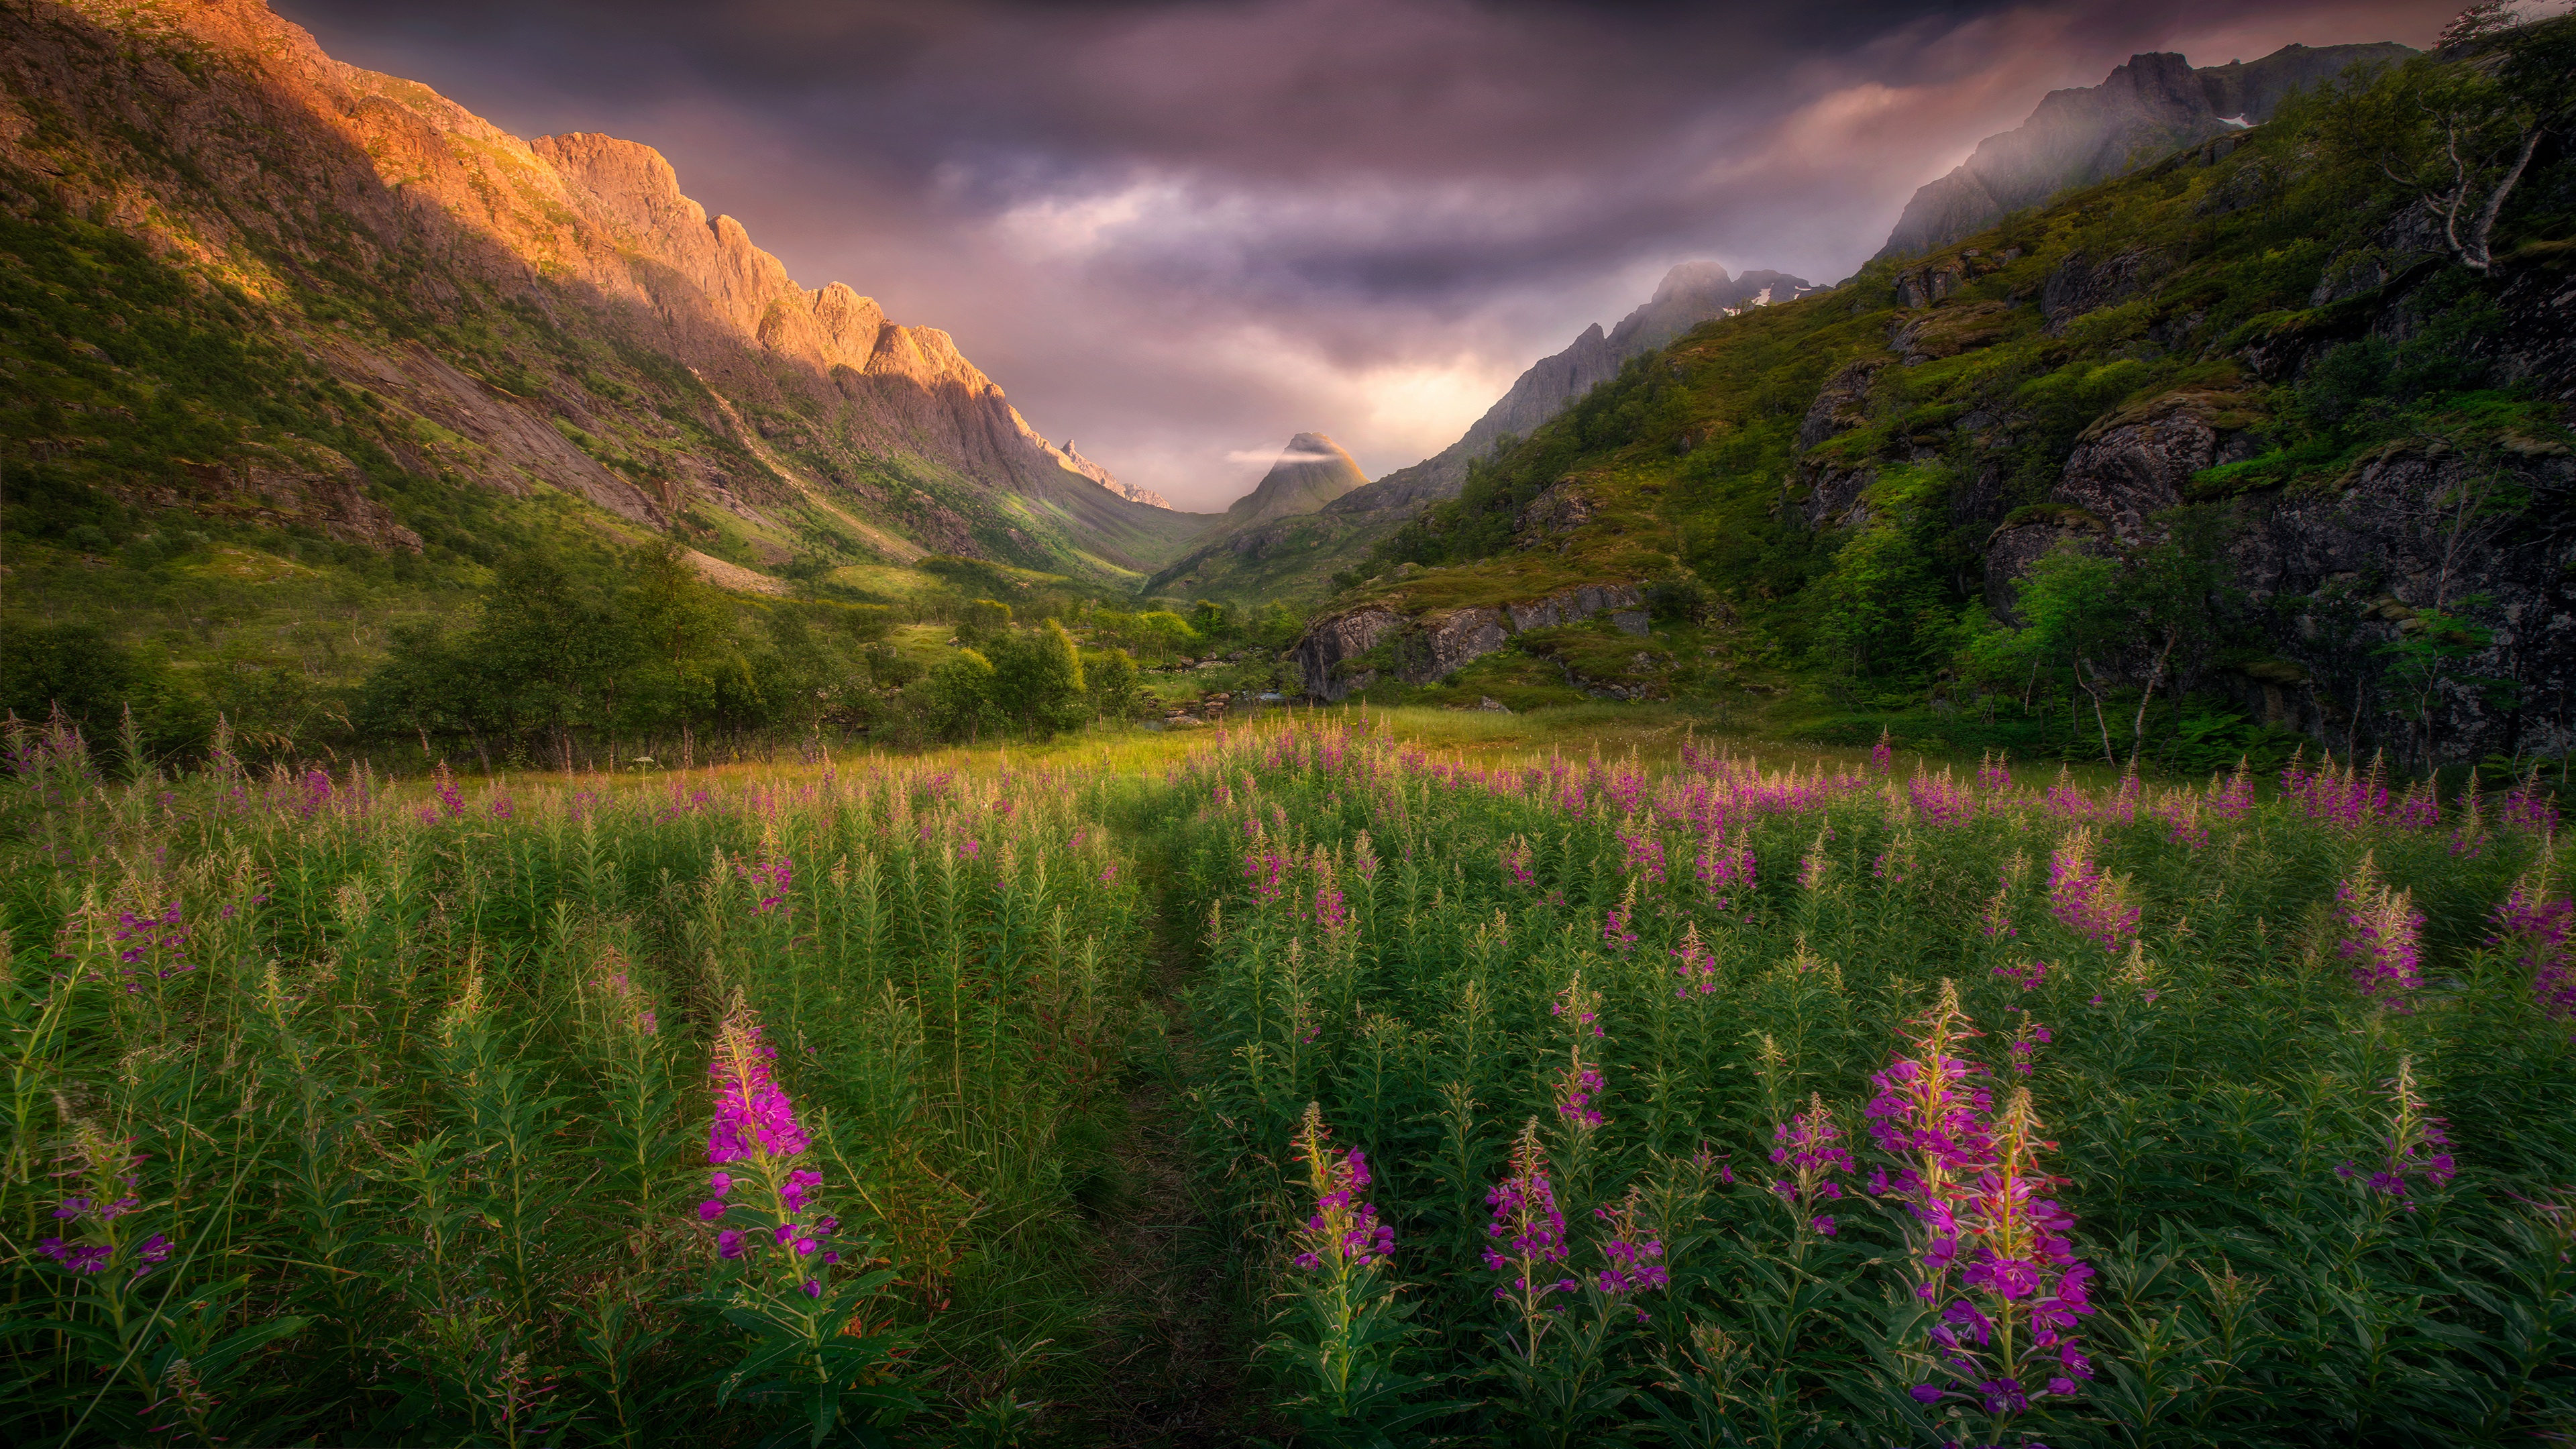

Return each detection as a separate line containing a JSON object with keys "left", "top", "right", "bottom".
{"left": 1694, "top": 832, "right": 1756, "bottom": 912}
{"left": 2337, "top": 1057, "right": 2457, "bottom": 1212}
{"left": 1870, "top": 729, "right": 1894, "bottom": 775}
{"left": 707, "top": 1009, "right": 810, "bottom": 1165}
{"left": 1556, "top": 1062, "right": 1607, "bottom": 1128}
{"left": 737, "top": 856, "right": 794, "bottom": 914}
{"left": 1864, "top": 983, "right": 1995, "bottom": 1260}
{"left": 1908, "top": 1087, "right": 2096, "bottom": 1427}
{"left": 2210, "top": 756, "right": 2256, "bottom": 821}
{"left": 1591, "top": 1186, "right": 1670, "bottom": 1320}
{"left": 1242, "top": 849, "right": 1289, "bottom": 904}
{"left": 1288, "top": 1106, "right": 1395, "bottom": 1273}
{"left": 2006, "top": 1012, "right": 2052, "bottom": 1077}
{"left": 1672, "top": 922, "right": 1719, "bottom": 998}
{"left": 2501, "top": 771, "right": 2561, "bottom": 835}
{"left": 1501, "top": 835, "right": 1536, "bottom": 886}
{"left": 1976, "top": 750, "right": 2013, "bottom": 793}
{"left": 2047, "top": 828, "right": 2138, "bottom": 955}
{"left": 1485, "top": 1122, "right": 1572, "bottom": 1306}
{"left": 1770, "top": 1093, "right": 1854, "bottom": 1238}
{"left": 1993, "top": 958, "right": 2051, "bottom": 993}
{"left": 2486, "top": 861, "right": 2576, "bottom": 1024}
{"left": 1907, "top": 770, "right": 1977, "bottom": 828}
{"left": 1552, "top": 975, "right": 1605, "bottom": 1040}
{"left": 2334, "top": 852, "right": 2425, "bottom": 1011}
{"left": 2151, "top": 790, "right": 2209, "bottom": 850}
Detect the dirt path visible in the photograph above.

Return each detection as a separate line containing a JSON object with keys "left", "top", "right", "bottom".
{"left": 1070, "top": 898, "right": 1256, "bottom": 1446}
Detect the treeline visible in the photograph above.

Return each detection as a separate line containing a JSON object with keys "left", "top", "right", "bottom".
{"left": 0, "top": 540, "right": 1305, "bottom": 774}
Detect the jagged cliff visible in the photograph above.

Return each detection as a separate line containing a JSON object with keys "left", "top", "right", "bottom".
{"left": 1876, "top": 42, "right": 2416, "bottom": 261}
{"left": 1051, "top": 438, "right": 1172, "bottom": 509}
{"left": 0, "top": 0, "right": 1208, "bottom": 582}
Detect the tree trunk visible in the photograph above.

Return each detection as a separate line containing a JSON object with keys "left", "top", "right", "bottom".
{"left": 2074, "top": 658, "right": 2115, "bottom": 765}
{"left": 2127, "top": 628, "right": 2180, "bottom": 773}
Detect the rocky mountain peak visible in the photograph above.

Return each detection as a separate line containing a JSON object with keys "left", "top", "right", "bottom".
{"left": 1228, "top": 433, "right": 1368, "bottom": 523}
{"left": 1051, "top": 438, "right": 1175, "bottom": 510}
{"left": 1876, "top": 40, "right": 2416, "bottom": 260}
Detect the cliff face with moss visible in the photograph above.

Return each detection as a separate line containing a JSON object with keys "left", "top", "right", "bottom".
{"left": 0, "top": 0, "right": 1208, "bottom": 584}
{"left": 1293, "top": 24, "right": 2576, "bottom": 765}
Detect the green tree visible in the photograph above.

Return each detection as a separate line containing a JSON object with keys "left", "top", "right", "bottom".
{"left": 2013, "top": 546, "right": 2129, "bottom": 763}
{"left": 956, "top": 598, "right": 1012, "bottom": 651}
{"left": 922, "top": 649, "right": 1001, "bottom": 743}
{"left": 1130, "top": 611, "right": 1199, "bottom": 665}
{"left": 1086, "top": 647, "right": 1142, "bottom": 720}
{"left": 989, "top": 620, "right": 1087, "bottom": 739}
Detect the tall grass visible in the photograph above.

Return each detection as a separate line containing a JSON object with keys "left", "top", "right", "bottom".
{"left": 9, "top": 708, "right": 2576, "bottom": 1445}
{"left": 1152, "top": 724, "right": 2576, "bottom": 1446}
{"left": 0, "top": 717, "right": 1148, "bottom": 1445}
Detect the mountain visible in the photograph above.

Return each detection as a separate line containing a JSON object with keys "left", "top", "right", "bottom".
{"left": 0, "top": 0, "right": 1210, "bottom": 587}
{"left": 1051, "top": 438, "right": 1173, "bottom": 509}
{"left": 1135, "top": 264, "right": 1815, "bottom": 604}
{"left": 1876, "top": 42, "right": 2416, "bottom": 260}
{"left": 1225, "top": 433, "right": 1368, "bottom": 525}
{"left": 1280, "top": 21, "right": 2575, "bottom": 760}
{"left": 1340, "top": 262, "right": 1815, "bottom": 516}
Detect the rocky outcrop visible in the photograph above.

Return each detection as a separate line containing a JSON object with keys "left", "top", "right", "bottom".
{"left": 1877, "top": 44, "right": 2412, "bottom": 261}
{"left": 2209, "top": 447, "right": 2576, "bottom": 755}
{"left": 1796, "top": 465, "right": 1878, "bottom": 531}
{"left": 2043, "top": 248, "right": 2169, "bottom": 333}
{"left": 1503, "top": 583, "right": 1644, "bottom": 633}
{"left": 1799, "top": 361, "right": 1885, "bottom": 449}
{"left": 1890, "top": 302, "right": 2013, "bottom": 366}
{"left": 1051, "top": 438, "right": 1172, "bottom": 508}
{"left": 1426, "top": 609, "right": 1509, "bottom": 678}
{"left": 1292, "top": 582, "right": 1646, "bottom": 698}
{"left": 1342, "top": 263, "right": 1815, "bottom": 514}
{"left": 1291, "top": 608, "right": 1403, "bottom": 701}
{"left": 136, "top": 454, "right": 423, "bottom": 553}
{"left": 2052, "top": 390, "right": 2266, "bottom": 543}
{"left": 1513, "top": 481, "right": 1597, "bottom": 547}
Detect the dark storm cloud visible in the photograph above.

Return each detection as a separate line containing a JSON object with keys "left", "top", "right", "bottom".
{"left": 273, "top": 0, "right": 2457, "bottom": 507}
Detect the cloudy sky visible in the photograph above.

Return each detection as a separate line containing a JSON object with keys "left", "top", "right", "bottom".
{"left": 274, "top": 0, "right": 2456, "bottom": 511}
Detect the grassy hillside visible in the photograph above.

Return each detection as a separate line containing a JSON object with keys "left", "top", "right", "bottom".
{"left": 1295, "top": 25, "right": 2575, "bottom": 775}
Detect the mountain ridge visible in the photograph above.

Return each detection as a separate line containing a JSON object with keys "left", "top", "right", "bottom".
{"left": 1340, "top": 261, "right": 1817, "bottom": 518}
{"left": 0, "top": 0, "right": 1207, "bottom": 584}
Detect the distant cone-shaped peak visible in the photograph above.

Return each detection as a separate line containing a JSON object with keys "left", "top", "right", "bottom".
{"left": 1228, "top": 433, "right": 1367, "bottom": 523}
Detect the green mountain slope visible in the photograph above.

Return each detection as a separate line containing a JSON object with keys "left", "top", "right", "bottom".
{"left": 1290, "top": 23, "right": 2575, "bottom": 768}
{"left": 0, "top": 0, "right": 1210, "bottom": 606}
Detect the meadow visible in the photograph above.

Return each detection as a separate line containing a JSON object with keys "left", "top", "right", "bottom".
{"left": 3, "top": 708, "right": 2574, "bottom": 1446}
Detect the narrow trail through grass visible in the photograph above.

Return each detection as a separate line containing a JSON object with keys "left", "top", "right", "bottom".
{"left": 1070, "top": 873, "right": 1256, "bottom": 1445}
